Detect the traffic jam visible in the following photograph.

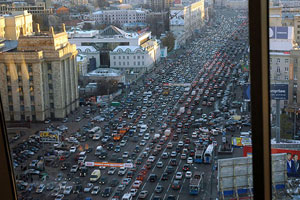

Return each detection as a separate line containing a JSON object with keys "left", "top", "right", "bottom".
{"left": 13, "top": 8, "right": 250, "bottom": 200}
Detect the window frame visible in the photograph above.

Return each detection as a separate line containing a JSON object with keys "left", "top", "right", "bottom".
{"left": 0, "top": 0, "right": 273, "bottom": 199}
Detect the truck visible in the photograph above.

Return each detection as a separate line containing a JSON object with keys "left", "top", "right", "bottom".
{"left": 164, "top": 128, "right": 171, "bottom": 137}
{"left": 113, "top": 127, "right": 129, "bottom": 141}
{"left": 154, "top": 134, "right": 160, "bottom": 140}
{"left": 194, "top": 144, "right": 206, "bottom": 164}
{"left": 189, "top": 172, "right": 204, "bottom": 195}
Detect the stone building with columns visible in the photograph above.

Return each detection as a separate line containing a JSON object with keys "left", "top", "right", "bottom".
{"left": 0, "top": 24, "right": 79, "bottom": 121}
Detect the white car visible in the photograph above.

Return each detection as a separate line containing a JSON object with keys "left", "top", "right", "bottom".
{"left": 63, "top": 186, "right": 72, "bottom": 195}
{"left": 75, "top": 117, "right": 82, "bottom": 122}
{"left": 84, "top": 183, "right": 93, "bottom": 193}
{"left": 140, "top": 140, "right": 146, "bottom": 146}
{"left": 187, "top": 157, "right": 193, "bottom": 164}
{"left": 192, "top": 132, "right": 198, "bottom": 138}
{"left": 70, "top": 146, "right": 76, "bottom": 153}
{"left": 122, "top": 152, "right": 129, "bottom": 158}
{"left": 120, "top": 140, "right": 126, "bottom": 147}
{"left": 108, "top": 167, "right": 117, "bottom": 175}
{"left": 91, "top": 186, "right": 100, "bottom": 195}
{"left": 181, "top": 153, "right": 187, "bottom": 160}
{"left": 175, "top": 172, "right": 183, "bottom": 180}
{"left": 118, "top": 167, "right": 127, "bottom": 176}
{"left": 178, "top": 141, "right": 184, "bottom": 147}
{"left": 144, "top": 133, "right": 150, "bottom": 140}
{"left": 156, "top": 161, "right": 163, "bottom": 168}
{"left": 60, "top": 181, "right": 67, "bottom": 190}
{"left": 130, "top": 188, "right": 138, "bottom": 196}
{"left": 185, "top": 171, "right": 192, "bottom": 178}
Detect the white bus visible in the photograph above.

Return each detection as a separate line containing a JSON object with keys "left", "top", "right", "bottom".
{"left": 204, "top": 144, "right": 214, "bottom": 164}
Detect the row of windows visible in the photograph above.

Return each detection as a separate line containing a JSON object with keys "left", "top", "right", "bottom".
{"left": 113, "top": 55, "right": 145, "bottom": 59}
{"left": 276, "top": 66, "right": 289, "bottom": 72}
{"left": 8, "top": 105, "right": 35, "bottom": 112}
{"left": 270, "top": 58, "right": 289, "bottom": 63}
{"left": 114, "top": 61, "right": 145, "bottom": 66}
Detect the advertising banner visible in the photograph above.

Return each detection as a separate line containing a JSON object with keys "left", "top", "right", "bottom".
{"left": 270, "top": 84, "right": 288, "bottom": 100}
{"left": 39, "top": 131, "right": 60, "bottom": 143}
{"left": 231, "top": 137, "right": 252, "bottom": 147}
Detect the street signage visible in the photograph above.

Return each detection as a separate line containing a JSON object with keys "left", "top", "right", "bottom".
{"left": 85, "top": 162, "right": 133, "bottom": 168}
{"left": 39, "top": 131, "right": 60, "bottom": 143}
{"left": 270, "top": 84, "right": 288, "bottom": 100}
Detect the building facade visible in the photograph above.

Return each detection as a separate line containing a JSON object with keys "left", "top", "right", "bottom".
{"left": 170, "top": 0, "right": 205, "bottom": 49}
{"left": 0, "top": 25, "right": 78, "bottom": 122}
{"left": 109, "top": 39, "right": 160, "bottom": 74}
{"left": 0, "top": 2, "right": 52, "bottom": 15}
{"left": 92, "top": 9, "right": 148, "bottom": 26}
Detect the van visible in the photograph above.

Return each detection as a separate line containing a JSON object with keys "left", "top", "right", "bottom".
{"left": 122, "top": 193, "right": 132, "bottom": 200}
{"left": 90, "top": 169, "right": 101, "bottom": 182}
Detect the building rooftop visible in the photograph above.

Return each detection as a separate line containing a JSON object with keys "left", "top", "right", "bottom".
{"left": 77, "top": 46, "right": 98, "bottom": 53}
{"left": 0, "top": 40, "right": 18, "bottom": 52}
{"left": 112, "top": 45, "right": 141, "bottom": 53}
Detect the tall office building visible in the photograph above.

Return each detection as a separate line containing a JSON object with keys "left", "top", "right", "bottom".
{"left": 0, "top": 12, "right": 78, "bottom": 122}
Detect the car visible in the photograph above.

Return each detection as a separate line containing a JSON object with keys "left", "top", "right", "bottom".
{"left": 187, "top": 157, "right": 193, "bottom": 164}
{"left": 120, "top": 140, "right": 127, "bottom": 146}
{"left": 118, "top": 167, "right": 127, "bottom": 176}
{"left": 166, "top": 166, "right": 174, "bottom": 174}
{"left": 167, "top": 195, "right": 176, "bottom": 200}
{"left": 181, "top": 153, "right": 187, "bottom": 160}
{"left": 75, "top": 117, "right": 82, "bottom": 122}
{"left": 122, "top": 151, "right": 129, "bottom": 158}
{"left": 147, "top": 156, "right": 156, "bottom": 163}
{"left": 110, "top": 179, "right": 119, "bottom": 187}
{"left": 70, "top": 146, "right": 76, "bottom": 153}
{"left": 44, "top": 119, "right": 51, "bottom": 124}
{"left": 130, "top": 188, "right": 138, "bottom": 196}
{"left": 36, "top": 183, "right": 45, "bottom": 193}
{"left": 59, "top": 181, "right": 67, "bottom": 190}
{"left": 175, "top": 172, "right": 183, "bottom": 180}
{"left": 102, "top": 187, "right": 112, "bottom": 197}
{"left": 172, "top": 180, "right": 181, "bottom": 190}
{"left": 122, "top": 178, "right": 131, "bottom": 185}
{"left": 117, "top": 184, "right": 126, "bottom": 191}
{"left": 171, "top": 151, "right": 177, "bottom": 157}
{"left": 156, "top": 161, "right": 163, "bottom": 168}
{"left": 183, "top": 164, "right": 190, "bottom": 171}
{"left": 99, "top": 176, "right": 108, "bottom": 185}
{"left": 178, "top": 141, "right": 184, "bottom": 147}
{"left": 140, "top": 140, "right": 146, "bottom": 146}
{"left": 132, "top": 180, "right": 142, "bottom": 189}
{"left": 138, "top": 190, "right": 148, "bottom": 199}
{"left": 162, "top": 152, "right": 169, "bottom": 159}
{"left": 167, "top": 142, "right": 173, "bottom": 149}
{"left": 155, "top": 184, "right": 164, "bottom": 193}
{"left": 91, "top": 186, "right": 100, "bottom": 194}
{"left": 149, "top": 174, "right": 157, "bottom": 182}
{"left": 54, "top": 194, "right": 64, "bottom": 200}
{"left": 63, "top": 186, "right": 72, "bottom": 195}
{"left": 161, "top": 172, "right": 169, "bottom": 180}
{"left": 108, "top": 167, "right": 117, "bottom": 175}
{"left": 170, "top": 159, "right": 177, "bottom": 166}
{"left": 185, "top": 171, "right": 192, "bottom": 178}
{"left": 84, "top": 183, "right": 93, "bottom": 193}
{"left": 70, "top": 165, "right": 78, "bottom": 173}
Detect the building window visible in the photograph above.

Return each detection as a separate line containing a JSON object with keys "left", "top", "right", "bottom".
{"left": 18, "top": 87, "right": 23, "bottom": 93}
{"left": 49, "top": 94, "right": 53, "bottom": 100}
{"left": 127, "top": 56, "right": 129, "bottom": 59}
{"left": 276, "top": 58, "right": 280, "bottom": 63}
{"left": 127, "top": 62, "right": 129, "bottom": 65}
{"left": 133, "top": 56, "right": 136, "bottom": 59}
{"left": 123, "top": 62, "right": 125, "bottom": 65}
{"left": 123, "top": 56, "right": 125, "bottom": 59}
{"left": 50, "top": 103, "right": 54, "bottom": 109}
{"left": 294, "top": 83, "right": 298, "bottom": 88}
{"left": 119, "top": 56, "right": 121, "bottom": 59}
{"left": 134, "top": 62, "right": 136, "bottom": 65}
{"left": 113, "top": 56, "right": 116, "bottom": 59}
{"left": 29, "top": 76, "right": 33, "bottom": 82}
{"left": 114, "top": 62, "right": 116, "bottom": 65}
{"left": 142, "top": 61, "right": 144, "bottom": 65}
{"left": 119, "top": 62, "right": 121, "bottom": 65}
{"left": 19, "top": 96, "right": 24, "bottom": 101}
{"left": 49, "top": 84, "right": 53, "bottom": 89}
{"left": 20, "top": 105, "right": 24, "bottom": 111}
{"left": 7, "top": 86, "right": 11, "bottom": 92}
{"left": 9, "top": 105, "right": 13, "bottom": 111}
{"left": 8, "top": 96, "right": 12, "bottom": 102}
{"left": 276, "top": 67, "right": 280, "bottom": 72}
{"left": 21, "top": 115, "right": 25, "bottom": 120}
{"left": 31, "top": 106, "right": 35, "bottom": 111}
{"left": 18, "top": 76, "right": 22, "bottom": 82}
{"left": 142, "top": 56, "right": 144, "bottom": 59}
{"left": 285, "top": 67, "right": 288, "bottom": 72}
{"left": 17, "top": 64, "right": 21, "bottom": 73}
{"left": 28, "top": 64, "right": 32, "bottom": 72}
{"left": 7, "top": 76, "right": 10, "bottom": 82}
{"left": 285, "top": 59, "right": 289, "bottom": 63}
{"left": 48, "top": 74, "right": 52, "bottom": 80}
{"left": 30, "top": 96, "right": 34, "bottom": 102}
{"left": 138, "top": 61, "right": 140, "bottom": 65}
{"left": 137, "top": 56, "right": 140, "bottom": 59}
{"left": 285, "top": 75, "right": 288, "bottom": 80}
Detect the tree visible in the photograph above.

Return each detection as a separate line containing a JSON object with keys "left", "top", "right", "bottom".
{"left": 161, "top": 32, "right": 175, "bottom": 52}
{"left": 280, "top": 114, "right": 293, "bottom": 139}
{"left": 96, "top": 80, "right": 119, "bottom": 95}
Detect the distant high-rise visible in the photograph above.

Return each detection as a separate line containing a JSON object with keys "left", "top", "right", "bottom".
{"left": 148, "top": 0, "right": 174, "bottom": 11}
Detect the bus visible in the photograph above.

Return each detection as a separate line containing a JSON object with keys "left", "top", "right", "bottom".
{"left": 194, "top": 144, "right": 206, "bottom": 163}
{"left": 204, "top": 144, "right": 214, "bottom": 164}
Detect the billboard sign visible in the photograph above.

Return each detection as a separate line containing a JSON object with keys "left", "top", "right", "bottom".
{"left": 269, "top": 26, "right": 289, "bottom": 39}
{"left": 231, "top": 137, "right": 252, "bottom": 147}
{"left": 170, "top": 10, "right": 184, "bottom": 26}
{"left": 243, "top": 84, "right": 288, "bottom": 100}
{"left": 218, "top": 154, "right": 287, "bottom": 197}
{"left": 270, "top": 84, "right": 288, "bottom": 100}
{"left": 39, "top": 131, "right": 60, "bottom": 143}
